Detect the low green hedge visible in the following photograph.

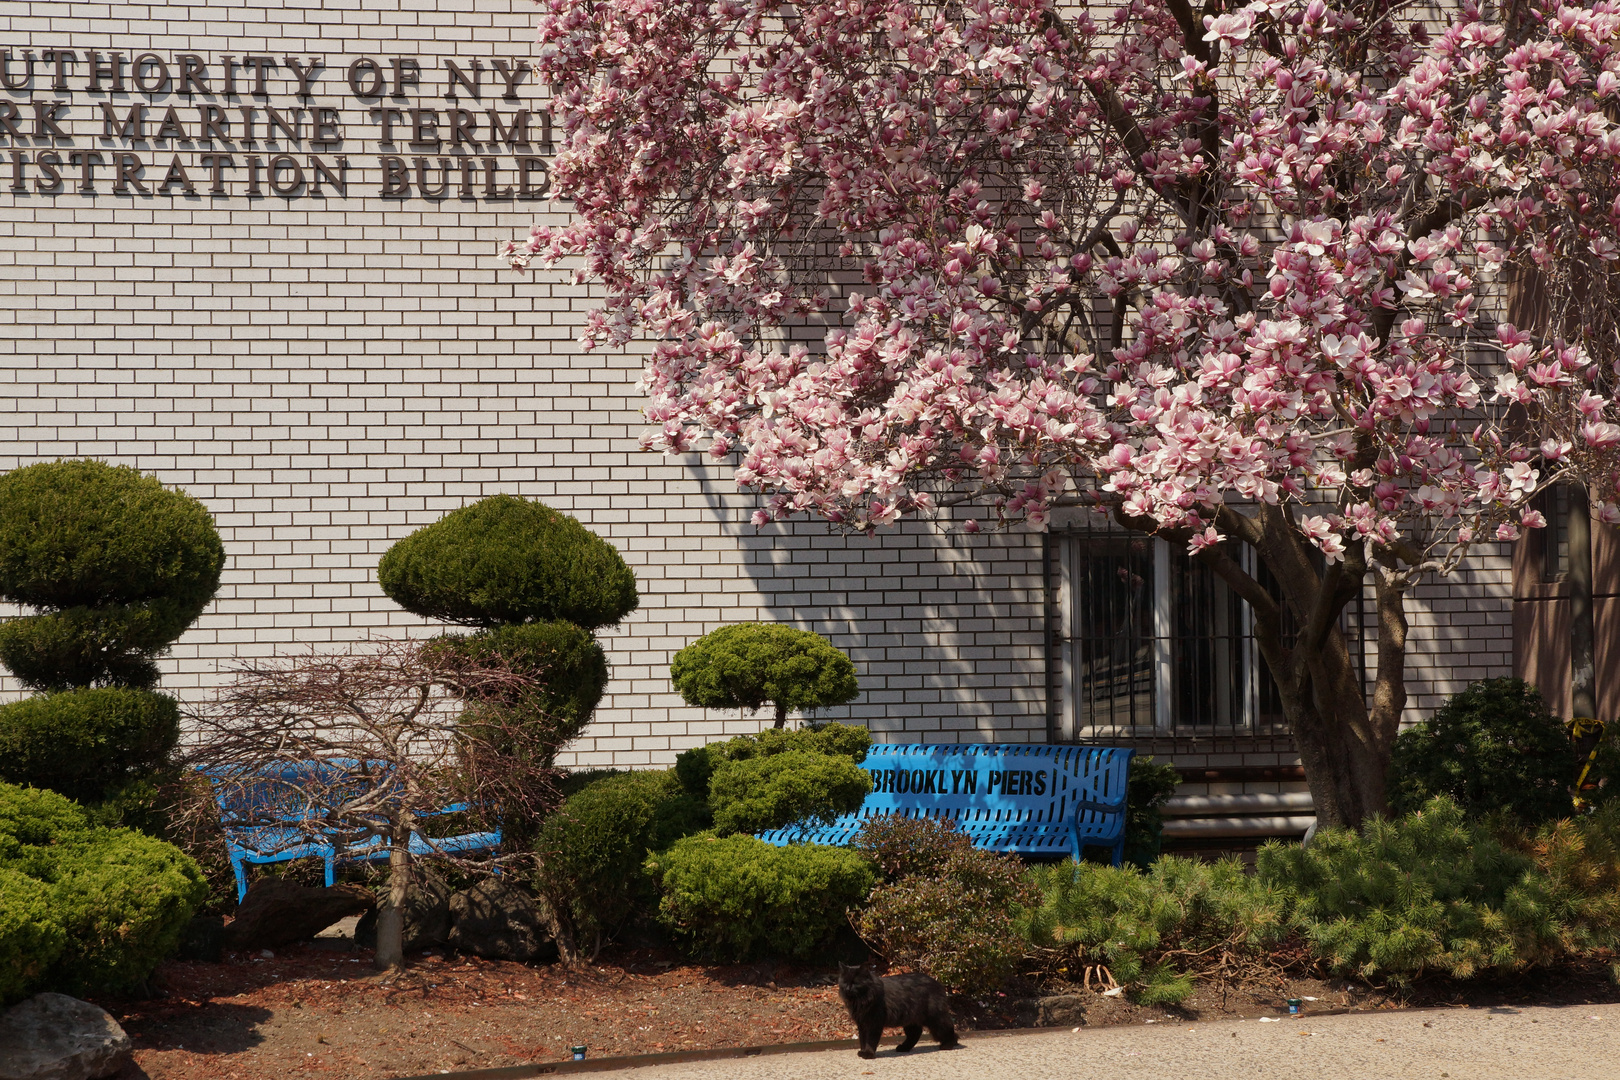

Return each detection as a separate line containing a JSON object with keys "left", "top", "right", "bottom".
{"left": 0, "top": 782, "right": 206, "bottom": 1005}
{"left": 646, "top": 834, "right": 874, "bottom": 961}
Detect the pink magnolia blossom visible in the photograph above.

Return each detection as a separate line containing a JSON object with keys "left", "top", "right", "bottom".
{"left": 517, "top": 0, "right": 1620, "bottom": 565}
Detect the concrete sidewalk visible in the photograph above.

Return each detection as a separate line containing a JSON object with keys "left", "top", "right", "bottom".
{"left": 614, "top": 1002, "right": 1620, "bottom": 1080}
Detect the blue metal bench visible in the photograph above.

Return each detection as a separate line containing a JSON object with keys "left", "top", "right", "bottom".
{"left": 203, "top": 760, "right": 501, "bottom": 902}
{"left": 756, "top": 743, "right": 1135, "bottom": 865}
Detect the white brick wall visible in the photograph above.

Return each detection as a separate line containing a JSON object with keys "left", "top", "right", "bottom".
{"left": 0, "top": 0, "right": 1050, "bottom": 766}
{"left": 0, "top": 0, "right": 1509, "bottom": 768}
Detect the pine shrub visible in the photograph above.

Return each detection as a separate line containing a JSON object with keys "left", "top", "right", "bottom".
{"left": 1021, "top": 855, "right": 1286, "bottom": 1002}
{"left": 670, "top": 624, "right": 859, "bottom": 727}
{"left": 0, "top": 782, "right": 207, "bottom": 1005}
{"left": 378, "top": 495, "right": 639, "bottom": 630}
{"left": 1388, "top": 678, "right": 1575, "bottom": 824}
{"left": 647, "top": 834, "right": 875, "bottom": 961}
{"left": 853, "top": 816, "right": 1038, "bottom": 994}
{"left": 1257, "top": 797, "right": 1566, "bottom": 983}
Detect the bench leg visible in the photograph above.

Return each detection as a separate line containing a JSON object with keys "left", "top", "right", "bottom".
{"left": 231, "top": 856, "right": 249, "bottom": 903}
{"left": 1111, "top": 839, "right": 1124, "bottom": 868}
{"left": 323, "top": 848, "right": 335, "bottom": 888}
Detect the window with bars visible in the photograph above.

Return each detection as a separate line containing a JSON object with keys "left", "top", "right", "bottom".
{"left": 1052, "top": 523, "right": 1297, "bottom": 739}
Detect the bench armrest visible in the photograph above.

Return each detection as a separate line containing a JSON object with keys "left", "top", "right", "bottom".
{"left": 1073, "top": 794, "right": 1128, "bottom": 814}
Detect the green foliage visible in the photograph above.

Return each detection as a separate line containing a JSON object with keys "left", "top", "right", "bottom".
{"left": 707, "top": 750, "right": 873, "bottom": 835}
{"left": 1021, "top": 854, "right": 1286, "bottom": 1002}
{"left": 1257, "top": 797, "right": 1572, "bottom": 983}
{"left": 533, "top": 769, "right": 709, "bottom": 949}
{"left": 0, "top": 689, "right": 180, "bottom": 806}
{"left": 0, "top": 782, "right": 206, "bottom": 1005}
{"left": 436, "top": 621, "right": 610, "bottom": 748}
{"left": 0, "top": 460, "right": 224, "bottom": 691}
{"left": 674, "top": 722, "right": 871, "bottom": 797}
{"left": 853, "top": 816, "right": 1038, "bottom": 994}
{"left": 647, "top": 834, "right": 875, "bottom": 961}
{"left": 1121, "top": 757, "right": 1181, "bottom": 869}
{"left": 669, "top": 624, "right": 859, "bottom": 724}
{"left": 378, "top": 495, "right": 639, "bottom": 631}
{"left": 1389, "top": 678, "right": 1574, "bottom": 824}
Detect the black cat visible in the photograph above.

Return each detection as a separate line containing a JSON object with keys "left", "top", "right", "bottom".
{"left": 837, "top": 963, "right": 960, "bottom": 1059}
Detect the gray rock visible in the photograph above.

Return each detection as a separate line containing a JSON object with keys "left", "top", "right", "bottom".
{"left": 1035, "top": 994, "right": 1087, "bottom": 1027}
{"left": 446, "top": 878, "right": 552, "bottom": 962}
{"left": 0, "top": 993, "right": 132, "bottom": 1080}
{"left": 222, "top": 879, "right": 376, "bottom": 951}
{"left": 354, "top": 870, "right": 452, "bottom": 952}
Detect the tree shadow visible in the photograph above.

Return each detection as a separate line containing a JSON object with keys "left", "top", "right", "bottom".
{"left": 680, "top": 458, "right": 1051, "bottom": 743}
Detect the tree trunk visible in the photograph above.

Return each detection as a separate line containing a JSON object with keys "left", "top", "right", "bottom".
{"left": 772, "top": 702, "right": 788, "bottom": 729}
{"left": 536, "top": 887, "right": 582, "bottom": 964}
{"left": 1197, "top": 503, "right": 1397, "bottom": 830}
{"left": 374, "top": 810, "right": 412, "bottom": 972}
{"left": 1569, "top": 482, "right": 1597, "bottom": 722}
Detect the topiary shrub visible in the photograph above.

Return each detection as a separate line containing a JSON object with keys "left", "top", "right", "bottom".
{"left": 1120, "top": 757, "right": 1181, "bottom": 869}
{"left": 647, "top": 834, "right": 875, "bottom": 961}
{"left": 670, "top": 624, "right": 859, "bottom": 728}
{"left": 674, "top": 721, "right": 871, "bottom": 798}
{"left": 1388, "top": 678, "right": 1574, "bottom": 824}
{"left": 532, "top": 769, "right": 709, "bottom": 959}
{"left": 0, "top": 460, "right": 224, "bottom": 691}
{"left": 378, "top": 494, "right": 639, "bottom": 631}
{"left": 0, "top": 689, "right": 180, "bottom": 807}
{"left": 852, "top": 816, "right": 1038, "bottom": 994}
{"left": 0, "top": 782, "right": 207, "bottom": 1005}
{"left": 437, "top": 621, "right": 611, "bottom": 762}
{"left": 707, "top": 750, "right": 873, "bottom": 835}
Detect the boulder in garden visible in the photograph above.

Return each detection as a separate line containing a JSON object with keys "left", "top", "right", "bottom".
{"left": 0, "top": 993, "right": 132, "bottom": 1080}
{"left": 222, "top": 879, "right": 375, "bottom": 950}
{"left": 446, "top": 878, "right": 553, "bottom": 962}
{"left": 355, "top": 869, "right": 452, "bottom": 952}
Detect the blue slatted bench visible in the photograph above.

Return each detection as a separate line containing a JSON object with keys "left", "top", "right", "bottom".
{"left": 203, "top": 760, "right": 501, "bottom": 901}
{"left": 756, "top": 743, "right": 1135, "bottom": 865}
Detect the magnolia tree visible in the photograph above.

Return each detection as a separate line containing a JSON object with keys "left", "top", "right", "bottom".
{"left": 511, "top": 0, "right": 1620, "bottom": 827}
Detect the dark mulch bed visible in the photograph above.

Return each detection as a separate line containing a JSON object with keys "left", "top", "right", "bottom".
{"left": 91, "top": 942, "right": 1620, "bottom": 1080}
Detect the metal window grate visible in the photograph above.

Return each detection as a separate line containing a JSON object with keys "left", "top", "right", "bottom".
{"left": 1054, "top": 522, "right": 1294, "bottom": 740}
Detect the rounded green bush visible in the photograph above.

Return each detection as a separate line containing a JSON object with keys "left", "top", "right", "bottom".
{"left": 647, "top": 834, "right": 875, "bottom": 961}
{"left": 0, "top": 461, "right": 223, "bottom": 689}
{"left": 670, "top": 624, "right": 859, "bottom": 727}
{"left": 707, "top": 750, "right": 873, "bottom": 836}
{"left": 533, "top": 770, "right": 709, "bottom": 950}
{"left": 436, "top": 621, "right": 610, "bottom": 734}
{"left": 674, "top": 721, "right": 871, "bottom": 797}
{"left": 0, "top": 783, "right": 206, "bottom": 1005}
{"left": 378, "top": 496, "right": 639, "bottom": 630}
{"left": 0, "top": 689, "right": 180, "bottom": 806}
{"left": 1389, "top": 678, "right": 1574, "bottom": 824}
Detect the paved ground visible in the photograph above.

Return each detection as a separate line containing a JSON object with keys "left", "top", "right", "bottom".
{"left": 617, "top": 1002, "right": 1620, "bottom": 1080}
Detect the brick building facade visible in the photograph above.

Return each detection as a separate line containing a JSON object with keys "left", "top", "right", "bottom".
{"left": 0, "top": 0, "right": 1516, "bottom": 779}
